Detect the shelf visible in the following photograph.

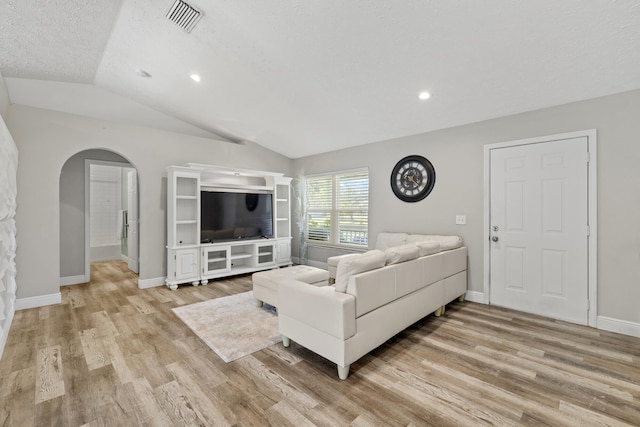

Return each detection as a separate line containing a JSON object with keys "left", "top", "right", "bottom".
{"left": 177, "top": 195, "right": 197, "bottom": 200}
{"left": 166, "top": 243, "right": 200, "bottom": 249}
{"left": 258, "top": 251, "right": 273, "bottom": 256}
{"left": 207, "top": 257, "right": 227, "bottom": 263}
{"left": 185, "top": 163, "right": 285, "bottom": 178}
{"left": 276, "top": 198, "right": 288, "bottom": 202}
{"left": 230, "top": 253, "right": 253, "bottom": 260}
{"left": 177, "top": 220, "right": 197, "bottom": 224}
{"left": 200, "top": 182, "right": 273, "bottom": 191}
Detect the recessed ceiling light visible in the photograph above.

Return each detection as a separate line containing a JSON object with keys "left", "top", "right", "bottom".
{"left": 190, "top": 74, "right": 201, "bottom": 82}
{"left": 418, "top": 91, "right": 431, "bottom": 100}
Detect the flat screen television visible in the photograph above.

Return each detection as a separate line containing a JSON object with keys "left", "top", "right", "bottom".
{"left": 200, "top": 191, "right": 273, "bottom": 243}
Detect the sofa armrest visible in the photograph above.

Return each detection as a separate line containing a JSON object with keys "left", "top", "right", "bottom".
{"left": 279, "top": 279, "right": 356, "bottom": 340}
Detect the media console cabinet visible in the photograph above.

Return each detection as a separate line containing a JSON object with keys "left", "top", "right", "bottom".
{"left": 165, "top": 163, "right": 292, "bottom": 290}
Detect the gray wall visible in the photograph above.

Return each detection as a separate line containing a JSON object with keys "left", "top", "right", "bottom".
{"left": 8, "top": 104, "right": 292, "bottom": 299}
{"left": 0, "top": 72, "right": 18, "bottom": 356}
{"left": 293, "top": 89, "right": 640, "bottom": 325}
{"left": 59, "top": 150, "right": 130, "bottom": 278}
{"left": 0, "top": 74, "right": 9, "bottom": 117}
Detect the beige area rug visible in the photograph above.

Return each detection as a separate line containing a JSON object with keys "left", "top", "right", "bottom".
{"left": 172, "top": 291, "right": 281, "bottom": 363}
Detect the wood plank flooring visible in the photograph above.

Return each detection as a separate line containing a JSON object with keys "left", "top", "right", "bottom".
{"left": 1, "top": 260, "right": 639, "bottom": 426}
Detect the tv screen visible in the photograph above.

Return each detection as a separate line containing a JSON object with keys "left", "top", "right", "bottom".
{"left": 200, "top": 191, "right": 273, "bottom": 242}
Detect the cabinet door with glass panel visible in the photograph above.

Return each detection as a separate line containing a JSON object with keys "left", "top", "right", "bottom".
{"left": 167, "top": 167, "right": 200, "bottom": 248}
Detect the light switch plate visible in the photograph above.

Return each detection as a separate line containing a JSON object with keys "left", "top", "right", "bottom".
{"left": 456, "top": 215, "right": 466, "bottom": 225}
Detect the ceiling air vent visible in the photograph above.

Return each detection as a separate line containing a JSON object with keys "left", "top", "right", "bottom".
{"left": 166, "top": 0, "right": 203, "bottom": 33}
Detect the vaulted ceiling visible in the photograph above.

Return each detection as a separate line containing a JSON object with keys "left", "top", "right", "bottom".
{"left": 2, "top": 1, "right": 640, "bottom": 158}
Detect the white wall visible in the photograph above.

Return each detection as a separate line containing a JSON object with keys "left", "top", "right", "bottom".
{"left": 293, "top": 89, "right": 640, "bottom": 331}
{"left": 8, "top": 104, "right": 292, "bottom": 300}
{"left": 0, "top": 72, "right": 18, "bottom": 357}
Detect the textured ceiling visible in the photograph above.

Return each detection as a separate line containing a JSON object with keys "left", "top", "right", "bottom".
{"left": 0, "top": 0, "right": 123, "bottom": 82}
{"left": 1, "top": 0, "right": 640, "bottom": 158}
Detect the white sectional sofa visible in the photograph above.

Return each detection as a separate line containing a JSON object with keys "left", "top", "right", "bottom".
{"left": 278, "top": 233, "right": 467, "bottom": 379}
{"left": 327, "top": 232, "right": 465, "bottom": 282}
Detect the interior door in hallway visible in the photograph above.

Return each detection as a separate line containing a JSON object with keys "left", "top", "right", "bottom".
{"left": 489, "top": 136, "right": 589, "bottom": 324}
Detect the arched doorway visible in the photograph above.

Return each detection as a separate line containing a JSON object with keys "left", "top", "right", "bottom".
{"left": 59, "top": 149, "right": 140, "bottom": 285}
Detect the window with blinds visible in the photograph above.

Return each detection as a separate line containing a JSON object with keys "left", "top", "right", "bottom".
{"left": 305, "top": 169, "right": 369, "bottom": 247}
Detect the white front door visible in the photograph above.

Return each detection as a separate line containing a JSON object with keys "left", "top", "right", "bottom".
{"left": 489, "top": 136, "right": 589, "bottom": 324}
{"left": 127, "top": 170, "right": 139, "bottom": 273}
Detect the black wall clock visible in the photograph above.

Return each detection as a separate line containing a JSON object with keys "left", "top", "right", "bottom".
{"left": 390, "top": 155, "right": 436, "bottom": 202}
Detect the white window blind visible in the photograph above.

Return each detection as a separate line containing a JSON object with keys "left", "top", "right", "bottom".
{"left": 306, "top": 169, "right": 369, "bottom": 247}
{"left": 337, "top": 171, "right": 369, "bottom": 246}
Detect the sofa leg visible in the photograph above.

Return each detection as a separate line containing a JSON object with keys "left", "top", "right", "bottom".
{"left": 256, "top": 299, "right": 264, "bottom": 308}
{"left": 458, "top": 293, "right": 465, "bottom": 302}
{"left": 434, "top": 306, "right": 445, "bottom": 317}
{"left": 282, "top": 336, "right": 290, "bottom": 348}
{"left": 337, "top": 364, "right": 350, "bottom": 380}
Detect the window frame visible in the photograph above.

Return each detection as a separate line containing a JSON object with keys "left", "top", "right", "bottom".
{"left": 304, "top": 168, "right": 369, "bottom": 249}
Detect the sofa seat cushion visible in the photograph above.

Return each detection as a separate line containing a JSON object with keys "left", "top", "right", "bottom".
{"left": 252, "top": 265, "right": 329, "bottom": 308}
{"left": 385, "top": 243, "right": 420, "bottom": 265}
{"left": 252, "top": 265, "right": 329, "bottom": 292}
{"left": 335, "top": 250, "right": 386, "bottom": 293}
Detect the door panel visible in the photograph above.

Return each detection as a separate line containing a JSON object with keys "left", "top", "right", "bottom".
{"left": 490, "top": 137, "right": 589, "bottom": 324}
{"left": 126, "top": 170, "right": 139, "bottom": 273}
{"left": 176, "top": 249, "right": 198, "bottom": 280}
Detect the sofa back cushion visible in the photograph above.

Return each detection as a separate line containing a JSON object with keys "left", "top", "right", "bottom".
{"left": 406, "top": 234, "right": 463, "bottom": 251}
{"left": 335, "top": 250, "right": 386, "bottom": 293}
{"left": 385, "top": 243, "right": 420, "bottom": 265}
{"left": 413, "top": 240, "right": 441, "bottom": 257}
{"left": 375, "top": 232, "right": 408, "bottom": 251}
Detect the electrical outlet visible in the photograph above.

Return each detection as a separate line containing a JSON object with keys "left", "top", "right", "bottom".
{"left": 456, "top": 215, "right": 466, "bottom": 225}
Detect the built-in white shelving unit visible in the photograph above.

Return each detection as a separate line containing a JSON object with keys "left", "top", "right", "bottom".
{"left": 165, "top": 164, "right": 292, "bottom": 290}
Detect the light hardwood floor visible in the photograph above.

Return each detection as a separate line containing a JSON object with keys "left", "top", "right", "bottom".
{"left": 1, "top": 260, "right": 639, "bottom": 426}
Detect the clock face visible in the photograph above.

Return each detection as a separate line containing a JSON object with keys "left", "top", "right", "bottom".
{"left": 390, "top": 155, "right": 436, "bottom": 202}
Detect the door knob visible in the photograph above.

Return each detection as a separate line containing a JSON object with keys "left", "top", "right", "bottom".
{"left": 491, "top": 236, "right": 499, "bottom": 242}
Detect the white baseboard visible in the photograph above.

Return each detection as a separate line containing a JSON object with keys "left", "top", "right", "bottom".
{"left": 60, "top": 274, "right": 89, "bottom": 286}
{"left": 138, "top": 276, "right": 166, "bottom": 289}
{"left": 597, "top": 316, "right": 640, "bottom": 338}
{"left": 462, "top": 294, "right": 640, "bottom": 339}
{"left": 464, "top": 290, "right": 487, "bottom": 304}
{"left": 0, "top": 305, "right": 15, "bottom": 360}
{"left": 16, "top": 293, "right": 62, "bottom": 310}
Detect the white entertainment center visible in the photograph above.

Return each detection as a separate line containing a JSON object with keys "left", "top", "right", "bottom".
{"left": 166, "top": 163, "right": 292, "bottom": 290}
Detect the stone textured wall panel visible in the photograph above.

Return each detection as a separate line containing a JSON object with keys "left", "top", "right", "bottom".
{"left": 0, "top": 120, "right": 18, "bottom": 221}
{"left": 0, "top": 113, "right": 18, "bottom": 354}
